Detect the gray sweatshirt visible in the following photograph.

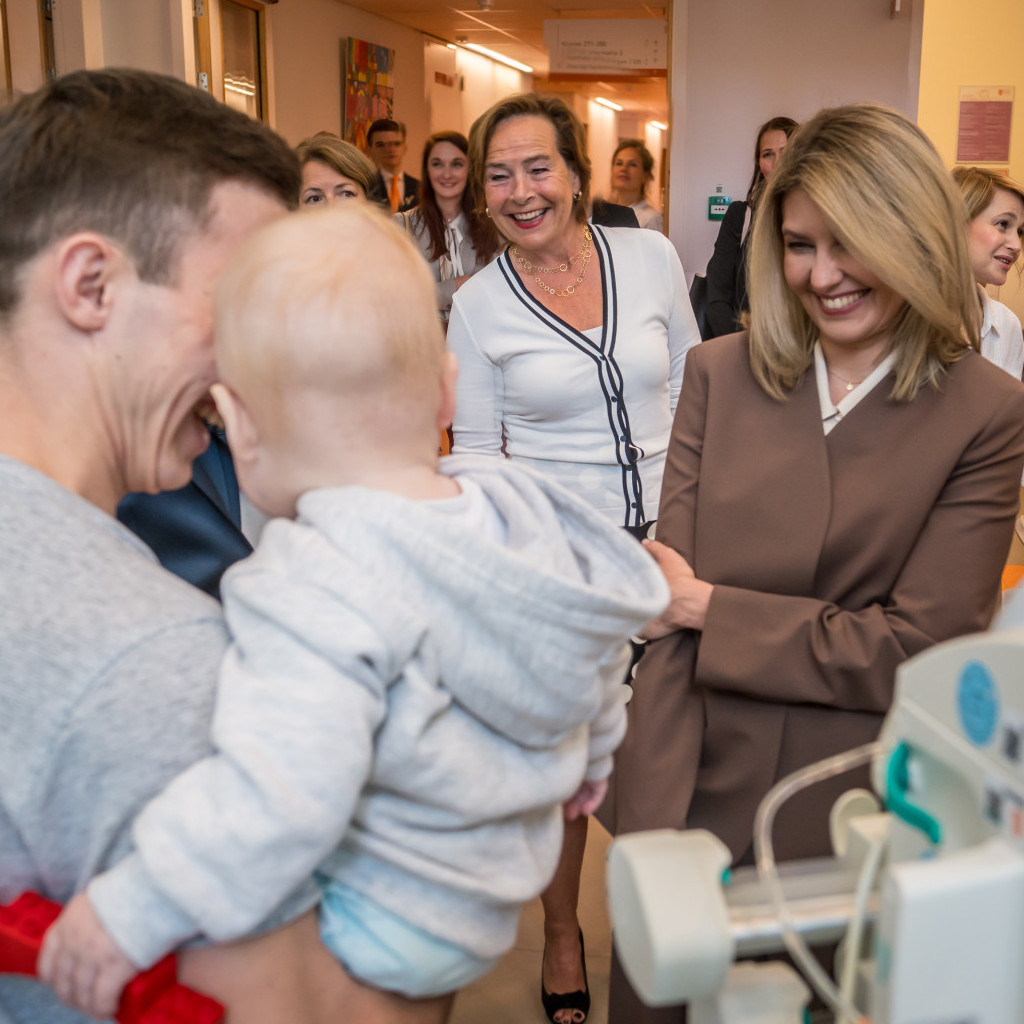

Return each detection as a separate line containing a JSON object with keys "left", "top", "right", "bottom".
{"left": 88, "top": 456, "right": 669, "bottom": 969}
{"left": 0, "top": 456, "right": 316, "bottom": 1024}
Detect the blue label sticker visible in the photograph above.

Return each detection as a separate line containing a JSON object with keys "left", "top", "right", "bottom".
{"left": 958, "top": 661, "right": 999, "bottom": 746}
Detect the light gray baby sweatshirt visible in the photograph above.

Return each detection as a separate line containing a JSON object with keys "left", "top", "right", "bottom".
{"left": 88, "top": 455, "right": 668, "bottom": 969}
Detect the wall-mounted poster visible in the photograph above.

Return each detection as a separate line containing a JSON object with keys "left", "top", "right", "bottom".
{"left": 957, "top": 86, "right": 1014, "bottom": 164}
{"left": 343, "top": 37, "right": 395, "bottom": 150}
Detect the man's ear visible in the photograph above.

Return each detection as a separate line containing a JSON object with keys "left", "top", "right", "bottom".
{"left": 436, "top": 350, "right": 459, "bottom": 431}
{"left": 53, "top": 233, "right": 125, "bottom": 332}
{"left": 210, "top": 382, "right": 261, "bottom": 463}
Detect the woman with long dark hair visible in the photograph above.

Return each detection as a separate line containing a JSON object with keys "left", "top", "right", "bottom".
{"left": 397, "top": 130, "right": 498, "bottom": 323}
{"left": 703, "top": 115, "right": 798, "bottom": 338}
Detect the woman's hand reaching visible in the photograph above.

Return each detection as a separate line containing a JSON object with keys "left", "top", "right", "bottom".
{"left": 640, "top": 539, "right": 714, "bottom": 638}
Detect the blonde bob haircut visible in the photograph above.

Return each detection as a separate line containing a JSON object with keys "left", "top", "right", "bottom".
{"left": 952, "top": 164, "right": 1024, "bottom": 221}
{"left": 214, "top": 203, "right": 444, "bottom": 417}
{"left": 747, "top": 103, "right": 979, "bottom": 402}
{"left": 295, "top": 131, "right": 377, "bottom": 198}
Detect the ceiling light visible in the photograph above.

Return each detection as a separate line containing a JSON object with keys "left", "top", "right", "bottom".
{"left": 463, "top": 43, "right": 533, "bottom": 74}
{"left": 594, "top": 97, "right": 623, "bottom": 112}
{"left": 447, "top": 43, "right": 457, "bottom": 50}
{"left": 649, "top": 120, "right": 668, "bottom": 131}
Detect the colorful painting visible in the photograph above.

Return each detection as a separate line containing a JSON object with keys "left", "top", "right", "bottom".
{"left": 343, "top": 37, "right": 395, "bottom": 150}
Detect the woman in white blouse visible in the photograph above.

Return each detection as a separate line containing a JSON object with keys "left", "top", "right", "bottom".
{"left": 953, "top": 165, "right": 1024, "bottom": 380}
{"left": 608, "top": 138, "right": 663, "bottom": 231}
{"left": 447, "top": 93, "right": 700, "bottom": 1024}
{"left": 397, "top": 131, "right": 498, "bottom": 323}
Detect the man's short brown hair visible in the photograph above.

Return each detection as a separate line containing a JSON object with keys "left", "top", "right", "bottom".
{"left": 0, "top": 68, "right": 301, "bottom": 318}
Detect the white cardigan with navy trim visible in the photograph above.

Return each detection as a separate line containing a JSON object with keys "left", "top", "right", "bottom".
{"left": 447, "top": 224, "right": 700, "bottom": 527}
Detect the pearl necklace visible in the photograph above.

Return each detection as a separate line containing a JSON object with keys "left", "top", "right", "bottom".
{"left": 511, "top": 227, "right": 592, "bottom": 297}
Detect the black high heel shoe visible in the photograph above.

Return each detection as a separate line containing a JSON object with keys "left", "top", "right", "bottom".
{"left": 540, "top": 928, "right": 590, "bottom": 1024}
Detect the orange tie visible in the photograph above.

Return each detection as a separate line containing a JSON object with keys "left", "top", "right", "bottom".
{"left": 389, "top": 174, "right": 400, "bottom": 213}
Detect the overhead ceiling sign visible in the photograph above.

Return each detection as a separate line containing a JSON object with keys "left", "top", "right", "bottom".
{"left": 544, "top": 19, "right": 667, "bottom": 78}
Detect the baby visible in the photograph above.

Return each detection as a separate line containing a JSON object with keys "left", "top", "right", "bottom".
{"left": 39, "top": 204, "right": 668, "bottom": 1022}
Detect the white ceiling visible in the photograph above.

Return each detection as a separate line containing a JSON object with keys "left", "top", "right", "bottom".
{"left": 341, "top": 0, "right": 669, "bottom": 118}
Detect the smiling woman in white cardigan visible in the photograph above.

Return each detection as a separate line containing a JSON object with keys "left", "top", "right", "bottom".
{"left": 446, "top": 92, "right": 700, "bottom": 1024}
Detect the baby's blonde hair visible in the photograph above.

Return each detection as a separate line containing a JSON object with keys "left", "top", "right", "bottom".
{"left": 214, "top": 203, "right": 445, "bottom": 427}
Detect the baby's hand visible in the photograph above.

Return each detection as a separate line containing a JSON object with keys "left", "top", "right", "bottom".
{"left": 563, "top": 778, "right": 609, "bottom": 821}
{"left": 38, "top": 892, "right": 138, "bottom": 1021}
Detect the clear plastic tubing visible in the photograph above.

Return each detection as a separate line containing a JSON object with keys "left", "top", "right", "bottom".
{"left": 753, "top": 742, "right": 880, "bottom": 1024}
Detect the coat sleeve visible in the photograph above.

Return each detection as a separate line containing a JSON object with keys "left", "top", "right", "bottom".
{"left": 87, "top": 547, "right": 389, "bottom": 968}
{"left": 703, "top": 201, "right": 746, "bottom": 340}
{"left": 448, "top": 291, "right": 506, "bottom": 457}
{"left": 694, "top": 383, "right": 1024, "bottom": 713}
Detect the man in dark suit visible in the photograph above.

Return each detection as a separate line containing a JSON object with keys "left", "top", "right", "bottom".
{"left": 591, "top": 198, "right": 640, "bottom": 228}
{"left": 365, "top": 117, "right": 419, "bottom": 213}
{"left": 117, "top": 424, "right": 253, "bottom": 598}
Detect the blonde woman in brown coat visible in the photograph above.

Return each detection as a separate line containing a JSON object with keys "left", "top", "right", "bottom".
{"left": 606, "top": 103, "right": 1024, "bottom": 1023}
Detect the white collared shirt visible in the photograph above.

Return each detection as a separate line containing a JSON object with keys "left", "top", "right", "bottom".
{"left": 980, "top": 290, "right": 1024, "bottom": 381}
{"left": 814, "top": 343, "right": 896, "bottom": 435}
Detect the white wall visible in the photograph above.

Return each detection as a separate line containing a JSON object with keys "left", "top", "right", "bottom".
{"left": 13, "top": 0, "right": 191, "bottom": 86}
{"left": 7, "top": 0, "right": 42, "bottom": 91}
{"left": 669, "top": 0, "right": 924, "bottom": 277}
{"left": 452, "top": 47, "right": 528, "bottom": 134}
{"left": 269, "top": 3, "right": 528, "bottom": 171}
{"left": 97, "top": 0, "right": 180, "bottom": 73}
{"left": 423, "top": 41, "right": 529, "bottom": 139}
{"left": 585, "top": 99, "right": 618, "bottom": 199}
{"left": 268, "top": 0, "right": 426, "bottom": 169}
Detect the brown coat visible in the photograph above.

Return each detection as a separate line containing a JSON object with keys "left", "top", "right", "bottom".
{"left": 606, "top": 333, "right": 1024, "bottom": 864}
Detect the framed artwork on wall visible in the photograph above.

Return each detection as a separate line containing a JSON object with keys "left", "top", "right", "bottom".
{"left": 343, "top": 37, "right": 395, "bottom": 150}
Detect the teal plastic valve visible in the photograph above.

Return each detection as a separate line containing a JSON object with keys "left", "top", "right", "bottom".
{"left": 885, "top": 741, "right": 942, "bottom": 845}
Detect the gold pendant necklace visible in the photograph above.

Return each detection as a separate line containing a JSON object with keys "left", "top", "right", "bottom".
{"left": 511, "top": 227, "right": 592, "bottom": 297}
{"left": 827, "top": 367, "right": 864, "bottom": 392}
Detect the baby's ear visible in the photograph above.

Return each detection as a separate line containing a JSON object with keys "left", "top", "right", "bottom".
{"left": 436, "top": 351, "right": 459, "bottom": 431}
{"left": 210, "top": 382, "right": 260, "bottom": 462}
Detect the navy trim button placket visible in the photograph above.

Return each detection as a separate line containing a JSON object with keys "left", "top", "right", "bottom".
{"left": 497, "top": 224, "right": 646, "bottom": 527}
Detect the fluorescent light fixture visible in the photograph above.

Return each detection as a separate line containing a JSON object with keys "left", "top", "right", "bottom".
{"left": 649, "top": 120, "right": 668, "bottom": 131}
{"left": 463, "top": 43, "right": 533, "bottom": 73}
{"left": 594, "top": 97, "right": 623, "bottom": 112}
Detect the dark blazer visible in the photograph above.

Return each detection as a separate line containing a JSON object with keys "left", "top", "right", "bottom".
{"left": 607, "top": 335, "right": 1024, "bottom": 864}
{"left": 368, "top": 170, "right": 419, "bottom": 213}
{"left": 117, "top": 427, "right": 252, "bottom": 598}
{"left": 591, "top": 198, "right": 640, "bottom": 228}
{"left": 704, "top": 199, "right": 749, "bottom": 339}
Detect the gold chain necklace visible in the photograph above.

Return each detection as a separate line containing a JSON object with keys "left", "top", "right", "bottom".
{"left": 510, "top": 227, "right": 593, "bottom": 297}
{"left": 827, "top": 367, "right": 865, "bottom": 392}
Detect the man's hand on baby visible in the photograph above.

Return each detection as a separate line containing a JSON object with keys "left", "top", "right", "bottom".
{"left": 38, "top": 892, "right": 138, "bottom": 1021}
{"left": 563, "top": 778, "right": 609, "bottom": 821}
